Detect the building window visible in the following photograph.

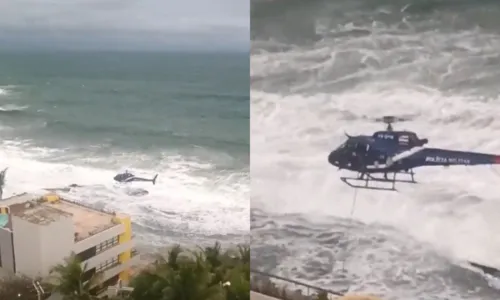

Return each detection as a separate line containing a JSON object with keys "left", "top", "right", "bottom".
{"left": 76, "top": 246, "right": 97, "bottom": 262}
{"left": 82, "top": 267, "right": 96, "bottom": 282}
{"left": 95, "top": 235, "right": 119, "bottom": 254}
{"left": 102, "top": 274, "right": 119, "bottom": 287}
{"left": 77, "top": 236, "right": 119, "bottom": 262}
{"left": 96, "top": 256, "right": 119, "bottom": 272}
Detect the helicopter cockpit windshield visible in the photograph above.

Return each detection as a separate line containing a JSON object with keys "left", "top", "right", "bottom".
{"left": 328, "top": 139, "right": 371, "bottom": 167}
{"left": 336, "top": 139, "right": 369, "bottom": 154}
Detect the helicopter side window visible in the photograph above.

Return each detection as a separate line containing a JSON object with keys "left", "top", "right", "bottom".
{"left": 342, "top": 141, "right": 356, "bottom": 156}
{"left": 351, "top": 142, "right": 367, "bottom": 155}
{"left": 350, "top": 143, "right": 358, "bottom": 156}
{"left": 399, "top": 134, "right": 411, "bottom": 145}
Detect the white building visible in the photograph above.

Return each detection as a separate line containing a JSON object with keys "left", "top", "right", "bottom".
{"left": 0, "top": 192, "right": 140, "bottom": 290}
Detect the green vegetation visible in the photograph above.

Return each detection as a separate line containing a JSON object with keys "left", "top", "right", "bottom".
{"left": 0, "top": 275, "right": 51, "bottom": 300}
{"left": 0, "top": 242, "right": 249, "bottom": 300}
{"left": 129, "top": 243, "right": 249, "bottom": 300}
{"left": 49, "top": 255, "right": 103, "bottom": 300}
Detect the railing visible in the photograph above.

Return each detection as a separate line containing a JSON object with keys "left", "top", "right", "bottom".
{"left": 59, "top": 197, "right": 117, "bottom": 216}
{"left": 250, "top": 269, "right": 346, "bottom": 299}
{"left": 97, "top": 260, "right": 120, "bottom": 273}
{"left": 32, "top": 280, "right": 45, "bottom": 300}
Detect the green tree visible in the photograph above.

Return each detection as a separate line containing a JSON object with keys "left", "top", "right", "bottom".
{"left": 130, "top": 243, "right": 249, "bottom": 300}
{"left": 201, "top": 242, "right": 225, "bottom": 285}
{"left": 130, "top": 247, "right": 223, "bottom": 300}
{"left": 223, "top": 265, "right": 250, "bottom": 300}
{"left": 49, "top": 253, "right": 101, "bottom": 300}
{"left": 222, "top": 245, "right": 250, "bottom": 300}
{"left": 2, "top": 243, "right": 249, "bottom": 300}
{"left": 129, "top": 245, "right": 183, "bottom": 300}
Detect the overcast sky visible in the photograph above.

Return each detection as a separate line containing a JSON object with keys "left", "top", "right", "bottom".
{"left": 0, "top": 0, "right": 249, "bottom": 51}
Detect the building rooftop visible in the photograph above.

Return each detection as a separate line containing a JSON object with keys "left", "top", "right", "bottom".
{"left": 1, "top": 192, "right": 38, "bottom": 207}
{"left": 11, "top": 202, "right": 72, "bottom": 225}
{"left": 4, "top": 193, "right": 119, "bottom": 241}
{"left": 47, "top": 200, "right": 118, "bottom": 241}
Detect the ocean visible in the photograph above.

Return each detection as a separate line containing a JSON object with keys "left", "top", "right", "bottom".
{"left": 251, "top": 0, "right": 500, "bottom": 299}
{"left": 0, "top": 50, "right": 249, "bottom": 247}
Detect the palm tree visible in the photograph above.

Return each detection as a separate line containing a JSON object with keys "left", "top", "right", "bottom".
{"left": 203, "top": 242, "right": 223, "bottom": 270}
{"left": 0, "top": 242, "right": 249, "bottom": 300}
{"left": 130, "top": 245, "right": 225, "bottom": 300}
{"left": 237, "top": 245, "right": 250, "bottom": 265}
{"left": 195, "top": 242, "right": 250, "bottom": 300}
{"left": 221, "top": 245, "right": 250, "bottom": 300}
{"left": 129, "top": 245, "right": 183, "bottom": 299}
{"left": 49, "top": 253, "right": 101, "bottom": 300}
{"left": 162, "top": 251, "right": 223, "bottom": 300}
{"left": 223, "top": 264, "right": 250, "bottom": 300}
{"left": 202, "top": 242, "right": 225, "bottom": 285}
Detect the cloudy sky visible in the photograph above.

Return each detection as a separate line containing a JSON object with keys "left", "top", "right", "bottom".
{"left": 0, "top": 0, "right": 249, "bottom": 51}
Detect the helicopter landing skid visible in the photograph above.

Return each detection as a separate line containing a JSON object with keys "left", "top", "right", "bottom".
{"left": 340, "top": 170, "right": 417, "bottom": 191}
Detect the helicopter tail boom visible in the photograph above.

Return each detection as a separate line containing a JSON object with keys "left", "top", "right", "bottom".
{"left": 406, "top": 148, "right": 500, "bottom": 167}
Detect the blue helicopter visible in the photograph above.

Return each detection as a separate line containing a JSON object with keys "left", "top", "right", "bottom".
{"left": 328, "top": 116, "right": 500, "bottom": 191}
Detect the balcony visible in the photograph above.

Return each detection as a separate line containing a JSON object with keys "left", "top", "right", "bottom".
{"left": 82, "top": 239, "right": 136, "bottom": 270}
{"left": 100, "top": 253, "right": 141, "bottom": 283}
{"left": 73, "top": 223, "right": 124, "bottom": 254}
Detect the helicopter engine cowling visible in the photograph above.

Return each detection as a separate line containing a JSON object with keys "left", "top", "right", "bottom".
{"left": 416, "top": 138, "right": 428, "bottom": 146}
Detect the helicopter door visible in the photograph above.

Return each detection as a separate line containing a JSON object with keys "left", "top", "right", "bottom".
{"left": 354, "top": 143, "right": 368, "bottom": 156}
{"left": 347, "top": 142, "right": 361, "bottom": 156}
{"left": 350, "top": 143, "right": 358, "bottom": 156}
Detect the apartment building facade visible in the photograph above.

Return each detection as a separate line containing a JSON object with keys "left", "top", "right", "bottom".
{"left": 0, "top": 192, "right": 139, "bottom": 289}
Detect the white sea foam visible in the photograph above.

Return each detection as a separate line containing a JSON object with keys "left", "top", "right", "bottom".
{"left": 0, "top": 140, "right": 249, "bottom": 246}
{"left": 251, "top": 13, "right": 500, "bottom": 299}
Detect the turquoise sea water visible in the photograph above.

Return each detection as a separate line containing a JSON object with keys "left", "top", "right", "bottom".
{"left": 0, "top": 51, "right": 249, "bottom": 246}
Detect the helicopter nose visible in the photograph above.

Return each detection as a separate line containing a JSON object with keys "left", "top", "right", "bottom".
{"left": 328, "top": 150, "right": 340, "bottom": 166}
